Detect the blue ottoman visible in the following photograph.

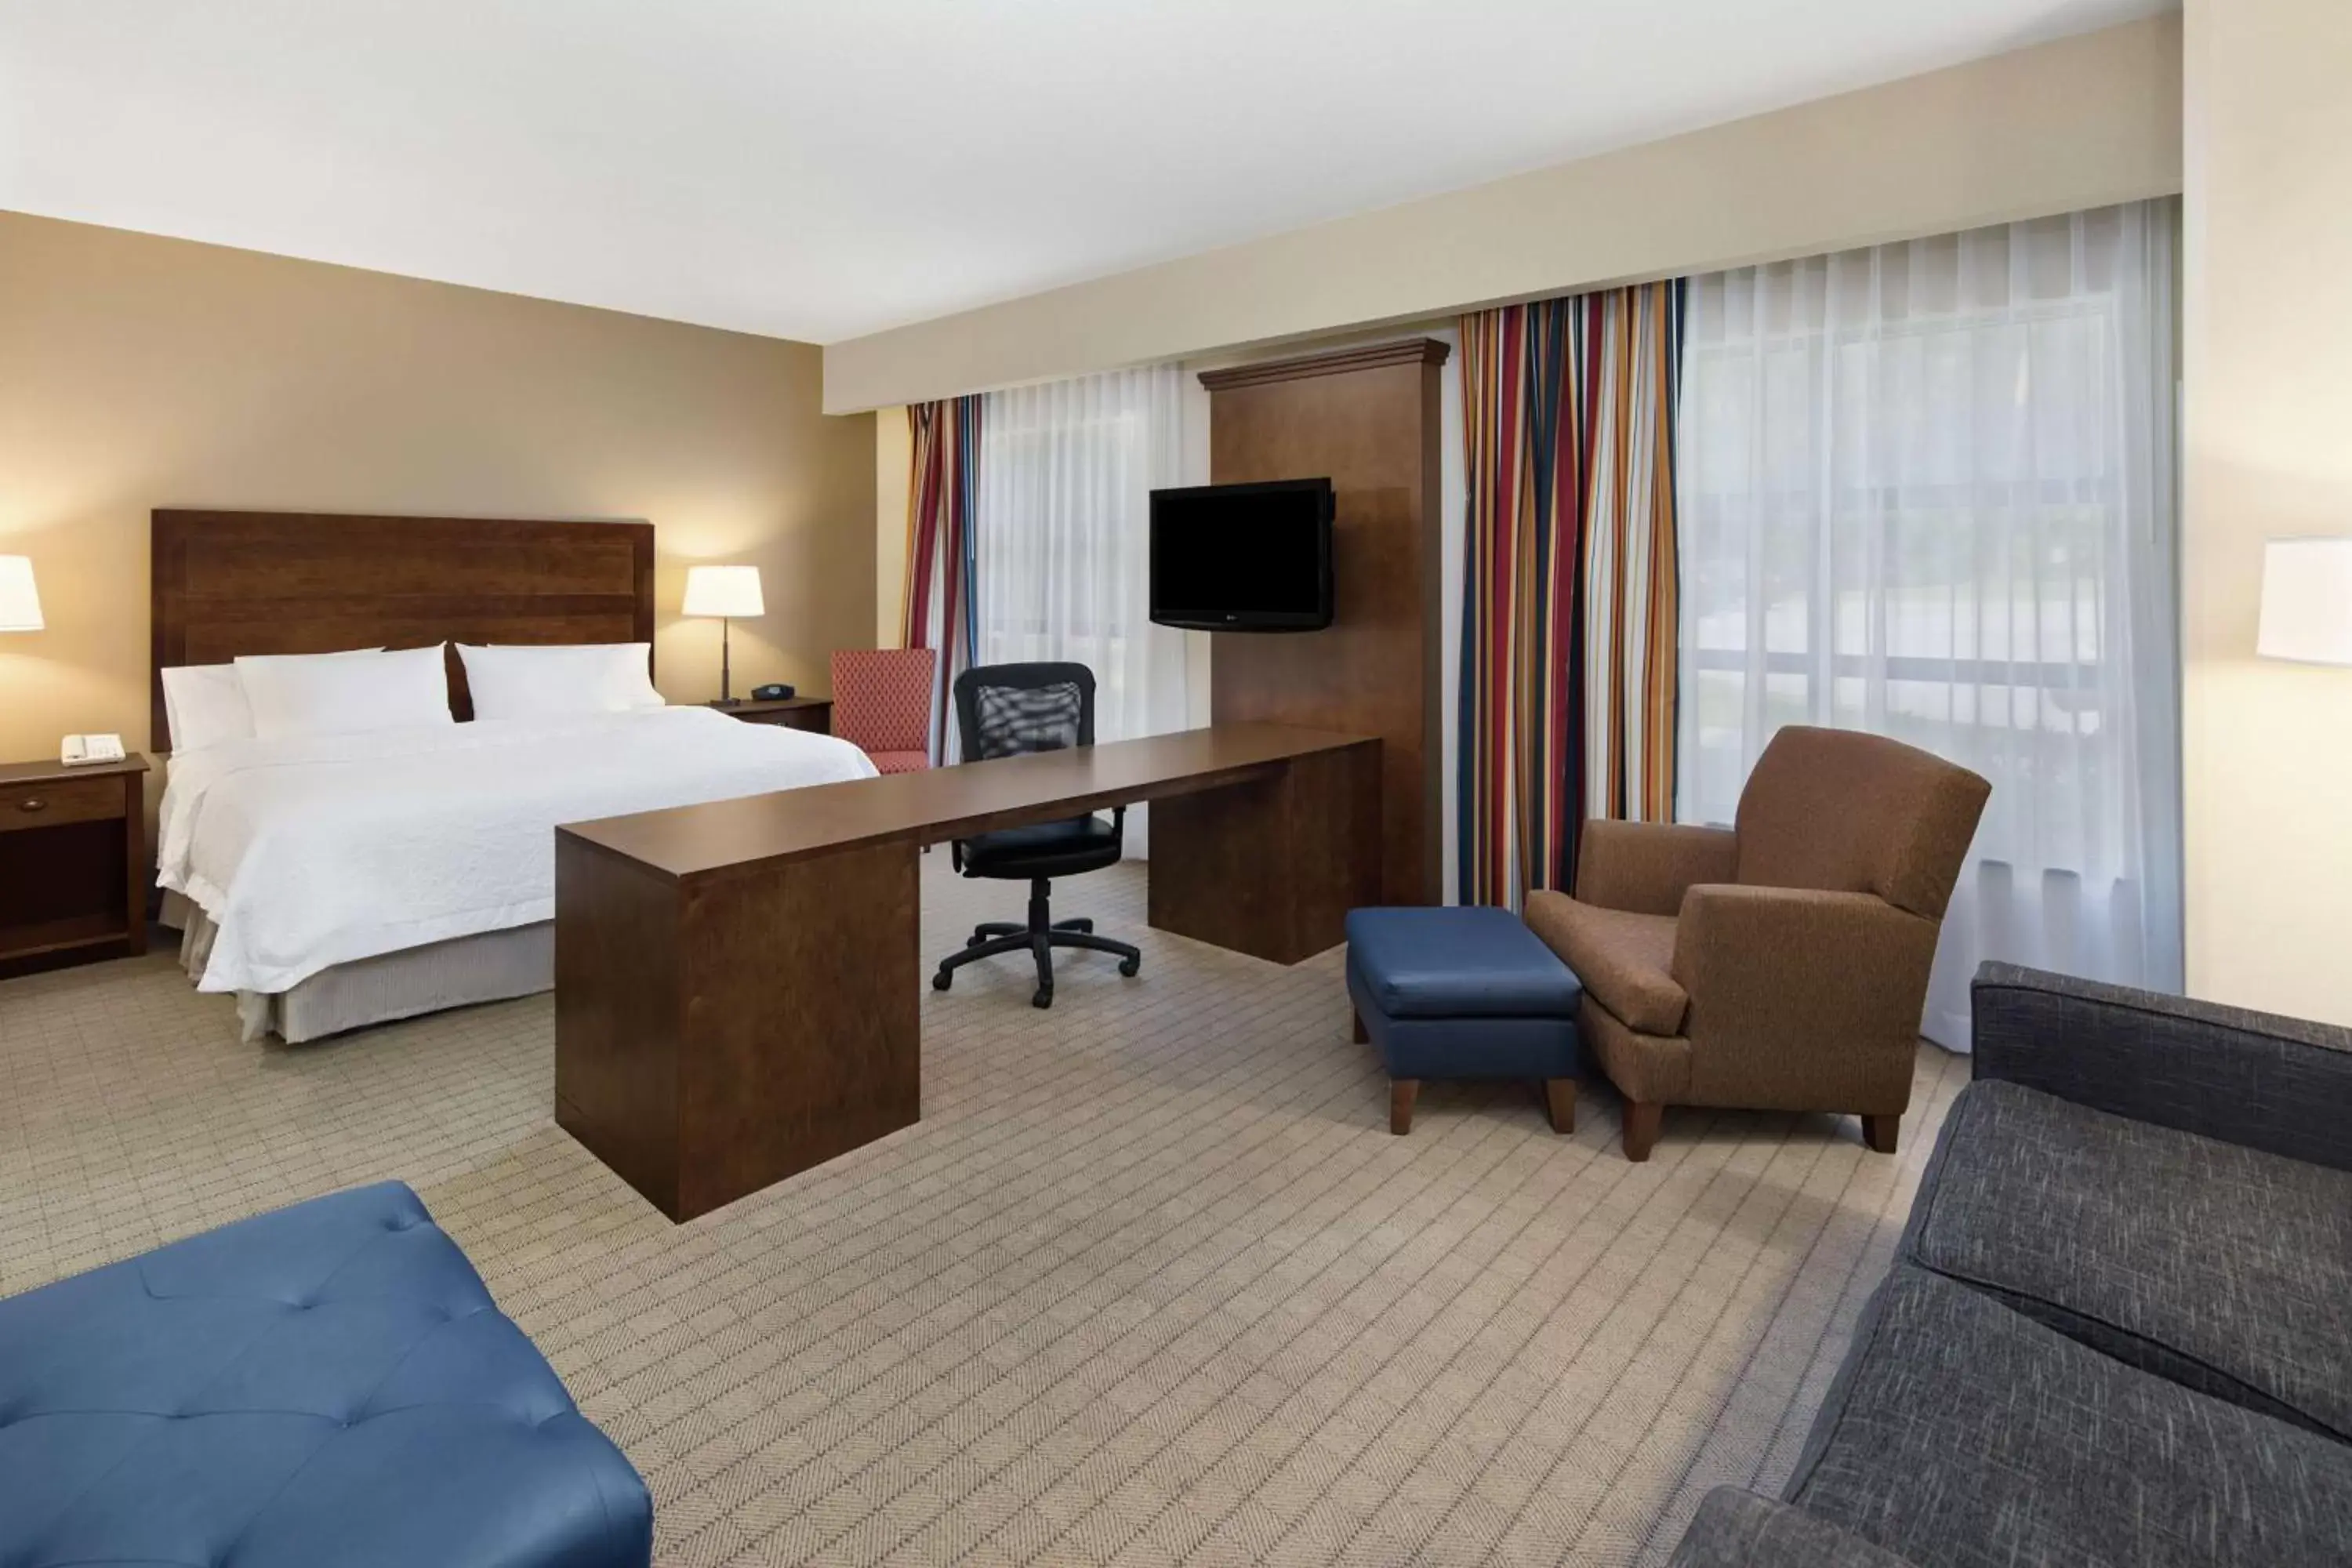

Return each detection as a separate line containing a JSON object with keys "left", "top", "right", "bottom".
{"left": 1345, "top": 906, "right": 1584, "bottom": 1134}
{"left": 0, "top": 1181, "right": 651, "bottom": 1568}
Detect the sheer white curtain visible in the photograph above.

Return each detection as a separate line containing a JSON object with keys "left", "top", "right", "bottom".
{"left": 976, "top": 365, "right": 1195, "bottom": 853}
{"left": 1676, "top": 201, "right": 2182, "bottom": 1046}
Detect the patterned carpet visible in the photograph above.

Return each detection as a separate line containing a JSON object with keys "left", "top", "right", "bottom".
{"left": 0, "top": 857, "right": 1965, "bottom": 1566}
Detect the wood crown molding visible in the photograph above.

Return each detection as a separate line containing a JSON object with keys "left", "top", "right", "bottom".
{"left": 1197, "top": 336, "right": 1450, "bottom": 392}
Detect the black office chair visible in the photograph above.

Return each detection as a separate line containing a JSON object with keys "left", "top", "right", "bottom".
{"left": 931, "top": 662, "right": 1142, "bottom": 1009}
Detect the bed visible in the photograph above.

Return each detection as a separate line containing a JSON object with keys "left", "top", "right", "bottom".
{"left": 151, "top": 509, "right": 877, "bottom": 1041}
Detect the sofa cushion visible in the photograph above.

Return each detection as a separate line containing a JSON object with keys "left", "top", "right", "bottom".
{"left": 1345, "top": 906, "right": 1581, "bottom": 1019}
{"left": 1523, "top": 891, "right": 1686, "bottom": 1033}
{"left": 1669, "top": 1488, "right": 1924, "bottom": 1568}
{"left": 1905, "top": 1079, "right": 2352, "bottom": 1442}
{"left": 1790, "top": 1264, "right": 2352, "bottom": 1568}
{"left": 0, "top": 1181, "right": 652, "bottom": 1568}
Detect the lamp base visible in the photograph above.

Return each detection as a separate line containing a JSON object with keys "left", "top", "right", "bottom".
{"left": 707, "top": 697, "right": 743, "bottom": 710}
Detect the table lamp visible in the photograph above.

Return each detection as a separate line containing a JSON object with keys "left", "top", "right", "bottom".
{"left": 682, "top": 564, "right": 764, "bottom": 706}
{"left": 0, "top": 555, "right": 42, "bottom": 632}
{"left": 2257, "top": 538, "right": 2352, "bottom": 666}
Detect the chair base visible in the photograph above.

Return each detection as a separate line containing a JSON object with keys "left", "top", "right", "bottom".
{"left": 1617, "top": 1101, "right": 1902, "bottom": 1162}
{"left": 932, "top": 877, "right": 1140, "bottom": 1009}
{"left": 1623, "top": 1100, "right": 1664, "bottom": 1161}
{"left": 1387, "top": 1076, "right": 1576, "bottom": 1136}
{"left": 1861, "top": 1112, "right": 1900, "bottom": 1154}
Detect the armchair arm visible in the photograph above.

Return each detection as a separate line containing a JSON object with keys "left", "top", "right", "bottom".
{"left": 1670, "top": 885, "right": 1939, "bottom": 1113}
{"left": 1576, "top": 819, "right": 1737, "bottom": 916}
{"left": 1669, "top": 1489, "right": 1924, "bottom": 1568}
{"left": 1972, "top": 962, "right": 2352, "bottom": 1171}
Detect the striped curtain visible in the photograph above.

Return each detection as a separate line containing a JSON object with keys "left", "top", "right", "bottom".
{"left": 900, "top": 397, "right": 982, "bottom": 760}
{"left": 1457, "top": 281, "right": 1685, "bottom": 908}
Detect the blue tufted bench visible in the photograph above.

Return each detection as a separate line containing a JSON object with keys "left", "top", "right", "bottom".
{"left": 1346, "top": 906, "right": 1584, "bottom": 1135}
{"left": 0, "top": 1181, "right": 652, "bottom": 1568}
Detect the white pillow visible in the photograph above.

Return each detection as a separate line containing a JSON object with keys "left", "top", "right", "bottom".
{"left": 161, "top": 663, "right": 256, "bottom": 752}
{"left": 162, "top": 648, "right": 385, "bottom": 751}
{"left": 455, "top": 642, "right": 664, "bottom": 720}
{"left": 234, "top": 645, "right": 454, "bottom": 741}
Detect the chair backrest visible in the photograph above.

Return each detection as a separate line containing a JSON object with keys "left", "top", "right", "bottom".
{"left": 1733, "top": 725, "right": 1991, "bottom": 920}
{"left": 829, "top": 648, "right": 935, "bottom": 755}
{"left": 953, "top": 662, "right": 1095, "bottom": 761}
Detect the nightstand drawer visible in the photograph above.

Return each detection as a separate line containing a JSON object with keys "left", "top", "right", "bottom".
{"left": 0, "top": 775, "right": 126, "bottom": 833}
{"left": 727, "top": 699, "right": 833, "bottom": 735}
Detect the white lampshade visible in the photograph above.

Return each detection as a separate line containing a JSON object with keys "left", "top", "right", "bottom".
{"left": 682, "top": 564, "right": 764, "bottom": 619}
{"left": 0, "top": 555, "right": 42, "bottom": 632}
{"left": 2257, "top": 538, "right": 2352, "bottom": 666}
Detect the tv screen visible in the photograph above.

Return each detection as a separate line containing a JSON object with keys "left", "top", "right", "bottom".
{"left": 1149, "top": 478, "right": 1334, "bottom": 632}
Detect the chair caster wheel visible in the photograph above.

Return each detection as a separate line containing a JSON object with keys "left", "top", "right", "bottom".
{"left": 932, "top": 971, "right": 953, "bottom": 991}
{"left": 1032, "top": 988, "right": 1053, "bottom": 1009}
{"left": 1118, "top": 956, "right": 1141, "bottom": 978}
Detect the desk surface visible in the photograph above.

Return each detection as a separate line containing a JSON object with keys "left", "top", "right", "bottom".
{"left": 561, "top": 722, "right": 1375, "bottom": 881}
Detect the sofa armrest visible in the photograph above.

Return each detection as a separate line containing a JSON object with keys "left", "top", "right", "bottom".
{"left": 1668, "top": 1489, "right": 1924, "bottom": 1568}
{"left": 1972, "top": 962, "right": 2352, "bottom": 1171}
{"left": 1577, "top": 820, "right": 1737, "bottom": 916}
{"left": 1671, "top": 886, "right": 1939, "bottom": 1112}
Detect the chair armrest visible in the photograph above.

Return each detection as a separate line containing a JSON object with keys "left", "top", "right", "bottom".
{"left": 1671, "top": 886, "right": 1939, "bottom": 1112}
{"left": 1668, "top": 1489, "right": 1925, "bottom": 1568}
{"left": 1577, "top": 820, "right": 1737, "bottom": 916}
{"left": 1972, "top": 962, "right": 2352, "bottom": 1171}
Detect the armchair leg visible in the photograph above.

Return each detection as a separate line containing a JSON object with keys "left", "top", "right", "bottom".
{"left": 1622, "top": 1101, "right": 1662, "bottom": 1162}
{"left": 1542, "top": 1078, "right": 1576, "bottom": 1134}
{"left": 1390, "top": 1079, "right": 1418, "bottom": 1135}
{"left": 1860, "top": 1113, "right": 1900, "bottom": 1155}
{"left": 1352, "top": 1009, "right": 1368, "bottom": 1044}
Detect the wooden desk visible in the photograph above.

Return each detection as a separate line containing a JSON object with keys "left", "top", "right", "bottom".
{"left": 554, "top": 724, "right": 1380, "bottom": 1220}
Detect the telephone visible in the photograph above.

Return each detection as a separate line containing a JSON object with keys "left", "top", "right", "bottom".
{"left": 60, "top": 733, "right": 126, "bottom": 767}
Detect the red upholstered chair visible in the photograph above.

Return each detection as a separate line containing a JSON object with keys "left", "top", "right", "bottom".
{"left": 829, "top": 648, "right": 936, "bottom": 775}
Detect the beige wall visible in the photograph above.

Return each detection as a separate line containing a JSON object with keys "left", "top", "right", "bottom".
{"left": 825, "top": 16, "right": 2182, "bottom": 413}
{"left": 0, "top": 211, "right": 877, "bottom": 770}
{"left": 2180, "top": 0, "right": 2352, "bottom": 1024}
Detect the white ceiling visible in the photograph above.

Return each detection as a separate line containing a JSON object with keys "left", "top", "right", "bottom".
{"left": 0, "top": 1, "right": 2169, "bottom": 345}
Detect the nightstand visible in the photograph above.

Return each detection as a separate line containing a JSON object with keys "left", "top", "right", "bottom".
{"left": 0, "top": 754, "right": 149, "bottom": 976}
{"left": 721, "top": 696, "right": 833, "bottom": 735}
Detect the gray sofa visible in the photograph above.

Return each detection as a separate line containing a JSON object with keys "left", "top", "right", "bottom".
{"left": 1670, "top": 962, "right": 2352, "bottom": 1567}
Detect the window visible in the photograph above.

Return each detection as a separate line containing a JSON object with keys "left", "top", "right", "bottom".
{"left": 1677, "top": 203, "right": 2182, "bottom": 1042}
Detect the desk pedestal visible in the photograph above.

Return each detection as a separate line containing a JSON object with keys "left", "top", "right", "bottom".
{"left": 556, "top": 731, "right": 1380, "bottom": 1221}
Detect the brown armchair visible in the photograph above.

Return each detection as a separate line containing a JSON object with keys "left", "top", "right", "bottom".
{"left": 1524, "top": 726, "right": 1990, "bottom": 1161}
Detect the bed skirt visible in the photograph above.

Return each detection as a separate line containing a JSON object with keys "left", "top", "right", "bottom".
{"left": 163, "top": 892, "right": 553, "bottom": 1044}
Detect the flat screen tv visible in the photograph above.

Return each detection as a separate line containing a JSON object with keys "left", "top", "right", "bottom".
{"left": 1149, "top": 477, "right": 1334, "bottom": 632}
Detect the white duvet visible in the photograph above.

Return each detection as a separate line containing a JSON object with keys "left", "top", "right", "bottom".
{"left": 160, "top": 706, "right": 879, "bottom": 993}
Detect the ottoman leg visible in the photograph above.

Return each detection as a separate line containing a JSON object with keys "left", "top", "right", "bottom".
{"left": 1623, "top": 1100, "right": 1663, "bottom": 1162}
{"left": 1542, "top": 1078, "right": 1576, "bottom": 1134}
{"left": 1390, "top": 1079, "right": 1419, "bottom": 1135}
{"left": 1352, "top": 1008, "right": 1368, "bottom": 1044}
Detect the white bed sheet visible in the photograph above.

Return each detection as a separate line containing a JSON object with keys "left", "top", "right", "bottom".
{"left": 160, "top": 706, "right": 879, "bottom": 993}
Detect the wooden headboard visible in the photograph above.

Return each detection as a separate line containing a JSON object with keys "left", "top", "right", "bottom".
{"left": 151, "top": 510, "right": 655, "bottom": 748}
